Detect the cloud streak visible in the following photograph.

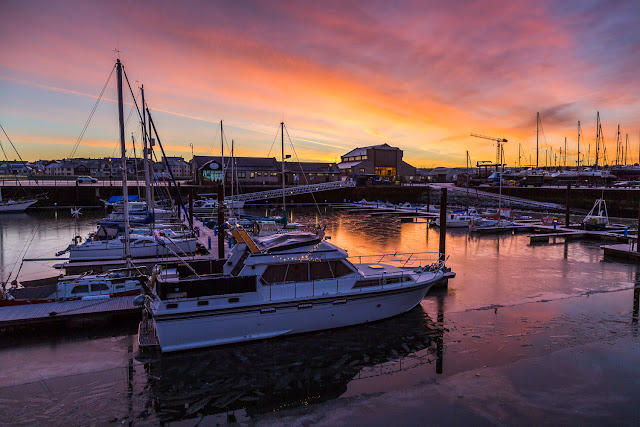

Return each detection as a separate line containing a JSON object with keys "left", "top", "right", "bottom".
{"left": 2, "top": 0, "right": 640, "bottom": 166}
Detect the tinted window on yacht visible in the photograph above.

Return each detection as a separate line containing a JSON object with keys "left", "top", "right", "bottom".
{"left": 330, "top": 261, "right": 353, "bottom": 278}
{"left": 262, "top": 264, "right": 288, "bottom": 284}
{"left": 71, "top": 285, "right": 89, "bottom": 294}
{"left": 91, "top": 283, "right": 110, "bottom": 292}
{"left": 310, "top": 261, "right": 333, "bottom": 280}
{"left": 285, "top": 263, "right": 309, "bottom": 282}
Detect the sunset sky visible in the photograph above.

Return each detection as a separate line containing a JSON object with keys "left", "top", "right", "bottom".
{"left": 2, "top": 0, "right": 640, "bottom": 167}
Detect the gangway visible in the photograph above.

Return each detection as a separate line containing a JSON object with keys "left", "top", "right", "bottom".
{"left": 226, "top": 180, "right": 355, "bottom": 203}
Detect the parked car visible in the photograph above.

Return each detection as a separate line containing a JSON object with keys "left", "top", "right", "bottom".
{"left": 76, "top": 176, "right": 98, "bottom": 183}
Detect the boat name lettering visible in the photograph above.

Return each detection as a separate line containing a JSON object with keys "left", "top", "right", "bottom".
{"left": 298, "top": 303, "right": 313, "bottom": 309}
{"left": 260, "top": 307, "right": 276, "bottom": 314}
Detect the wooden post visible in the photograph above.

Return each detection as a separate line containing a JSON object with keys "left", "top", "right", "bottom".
{"left": 426, "top": 185, "right": 431, "bottom": 211}
{"left": 218, "top": 183, "right": 225, "bottom": 259}
{"left": 565, "top": 183, "right": 571, "bottom": 226}
{"left": 188, "top": 188, "right": 194, "bottom": 226}
{"left": 439, "top": 188, "right": 447, "bottom": 261}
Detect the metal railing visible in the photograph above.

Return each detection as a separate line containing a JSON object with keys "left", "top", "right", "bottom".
{"left": 226, "top": 181, "right": 355, "bottom": 202}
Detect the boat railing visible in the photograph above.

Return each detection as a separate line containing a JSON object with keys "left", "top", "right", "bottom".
{"left": 348, "top": 251, "right": 441, "bottom": 268}
{"left": 261, "top": 256, "right": 444, "bottom": 301}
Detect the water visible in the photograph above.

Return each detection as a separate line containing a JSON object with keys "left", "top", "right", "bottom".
{"left": 0, "top": 208, "right": 639, "bottom": 425}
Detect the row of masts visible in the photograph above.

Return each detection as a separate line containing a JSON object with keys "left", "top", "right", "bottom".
{"left": 524, "top": 111, "right": 639, "bottom": 169}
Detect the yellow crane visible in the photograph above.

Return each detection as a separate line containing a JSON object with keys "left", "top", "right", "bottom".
{"left": 470, "top": 133, "right": 508, "bottom": 165}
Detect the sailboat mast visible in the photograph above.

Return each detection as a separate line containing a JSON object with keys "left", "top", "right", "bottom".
{"left": 625, "top": 133, "right": 629, "bottom": 165}
{"left": 595, "top": 112, "right": 600, "bottom": 168}
{"left": 564, "top": 137, "right": 567, "bottom": 169}
{"left": 536, "top": 112, "right": 539, "bottom": 169}
{"left": 577, "top": 121, "right": 581, "bottom": 167}
{"left": 281, "top": 122, "right": 286, "bottom": 214}
{"left": 141, "top": 85, "right": 152, "bottom": 209}
{"left": 231, "top": 139, "right": 235, "bottom": 217}
{"left": 116, "top": 59, "right": 131, "bottom": 262}
{"left": 220, "top": 120, "right": 225, "bottom": 200}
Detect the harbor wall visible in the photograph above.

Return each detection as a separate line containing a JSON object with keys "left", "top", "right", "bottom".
{"left": 9, "top": 182, "right": 640, "bottom": 218}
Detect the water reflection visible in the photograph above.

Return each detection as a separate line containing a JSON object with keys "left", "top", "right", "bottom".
{"left": 140, "top": 306, "right": 443, "bottom": 422}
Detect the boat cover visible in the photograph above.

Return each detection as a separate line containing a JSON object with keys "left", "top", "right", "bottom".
{"left": 254, "top": 232, "right": 321, "bottom": 253}
{"left": 107, "top": 195, "right": 139, "bottom": 203}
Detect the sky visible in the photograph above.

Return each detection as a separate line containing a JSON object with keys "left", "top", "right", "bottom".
{"left": 1, "top": 0, "right": 640, "bottom": 168}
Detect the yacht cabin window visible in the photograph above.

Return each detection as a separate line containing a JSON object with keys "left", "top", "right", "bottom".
{"left": 91, "top": 283, "right": 110, "bottom": 292}
{"left": 71, "top": 285, "right": 89, "bottom": 294}
{"left": 261, "top": 260, "right": 354, "bottom": 285}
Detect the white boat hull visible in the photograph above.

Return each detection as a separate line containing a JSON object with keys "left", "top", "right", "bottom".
{"left": 152, "top": 279, "right": 437, "bottom": 352}
{"left": 0, "top": 199, "right": 37, "bottom": 212}
{"left": 69, "top": 238, "right": 197, "bottom": 261}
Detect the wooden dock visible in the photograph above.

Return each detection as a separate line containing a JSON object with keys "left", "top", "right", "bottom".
{"left": 0, "top": 295, "right": 140, "bottom": 332}
{"left": 602, "top": 242, "right": 640, "bottom": 261}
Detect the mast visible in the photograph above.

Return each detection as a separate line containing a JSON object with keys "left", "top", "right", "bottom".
{"left": 625, "top": 133, "right": 629, "bottom": 165}
{"left": 220, "top": 120, "right": 225, "bottom": 200}
{"left": 536, "top": 112, "right": 539, "bottom": 169}
{"left": 281, "top": 121, "right": 286, "bottom": 215}
{"left": 465, "top": 150, "right": 469, "bottom": 210}
{"left": 230, "top": 139, "right": 235, "bottom": 217}
{"left": 595, "top": 112, "right": 600, "bottom": 168}
{"left": 564, "top": 137, "right": 567, "bottom": 169}
{"left": 577, "top": 121, "right": 581, "bottom": 167}
{"left": 147, "top": 99, "right": 155, "bottom": 211}
{"left": 141, "top": 85, "right": 152, "bottom": 209}
{"left": 116, "top": 59, "right": 131, "bottom": 263}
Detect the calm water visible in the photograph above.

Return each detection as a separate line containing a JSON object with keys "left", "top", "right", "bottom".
{"left": 0, "top": 208, "right": 639, "bottom": 425}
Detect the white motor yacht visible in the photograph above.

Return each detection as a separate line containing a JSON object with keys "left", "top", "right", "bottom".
{"left": 141, "top": 227, "right": 446, "bottom": 352}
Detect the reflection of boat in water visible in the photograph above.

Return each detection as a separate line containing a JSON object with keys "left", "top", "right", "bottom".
{"left": 141, "top": 306, "right": 442, "bottom": 422}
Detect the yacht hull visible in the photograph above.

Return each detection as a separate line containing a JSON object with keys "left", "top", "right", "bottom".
{"left": 69, "top": 239, "right": 197, "bottom": 261}
{"left": 152, "top": 279, "right": 437, "bottom": 352}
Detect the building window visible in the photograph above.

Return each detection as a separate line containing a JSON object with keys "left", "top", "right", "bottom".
{"left": 238, "top": 172, "right": 246, "bottom": 178}
{"left": 256, "top": 172, "right": 262, "bottom": 177}
{"left": 361, "top": 155, "right": 367, "bottom": 160}
{"left": 203, "top": 170, "right": 223, "bottom": 181}
{"left": 271, "top": 172, "right": 277, "bottom": 177}
{"left": 250, "top": 172, "right": 255, "bottom": 178}
{"left": 359, "top": 168, "right": 365, "bottom": 173}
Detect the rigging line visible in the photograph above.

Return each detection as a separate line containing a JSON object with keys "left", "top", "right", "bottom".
{"left": 0, "top": 139, "right": 9, "bottom": 161}
{"left": 207, "top": 127, "right": 220, "bottom": 156}
{"left": 69, "top": 64, "right": 116, "bottom": 159}
{"left": 0, "top": 124, "right": 45, "bottom": 195}
{"left": 266, "top": 123, "right": 281, "bottom": 158}
{"left": 284, "top": 123, "right": 323, "bottom": 219}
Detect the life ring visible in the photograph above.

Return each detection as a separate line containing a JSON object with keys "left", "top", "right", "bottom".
{"left": 74, "top": 235, "right": 83, "bottom": 244}
{"left": 381, "top": 278, "right": 387, "bottom": 285}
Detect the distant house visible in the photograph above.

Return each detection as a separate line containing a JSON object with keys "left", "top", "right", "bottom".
{"left": 192, "top": 156, "right": 281, "bottom": 185}
{"left": 162, "top": 156, "right": 191, "bottom": 179}
{"left": 337, "top": 143, "right": 416, "bottom": 182}
{"left": 283, "top": 162, "right": 341, "bottom": 184}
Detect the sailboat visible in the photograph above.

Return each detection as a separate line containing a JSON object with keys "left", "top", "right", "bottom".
{"left": 55, "top": 62, "right": 197, "bottom": 262}
{"left": 0, "top": 187, "right": 37, "bottom": 212}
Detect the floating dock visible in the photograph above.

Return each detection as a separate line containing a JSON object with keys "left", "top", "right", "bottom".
{"left": 0, "top": 295, "right": 140, "bottom": 333}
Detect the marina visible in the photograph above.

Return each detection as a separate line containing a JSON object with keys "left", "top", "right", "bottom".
{"left": 3, "top": 2, "right": 640, "bottom": 424}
